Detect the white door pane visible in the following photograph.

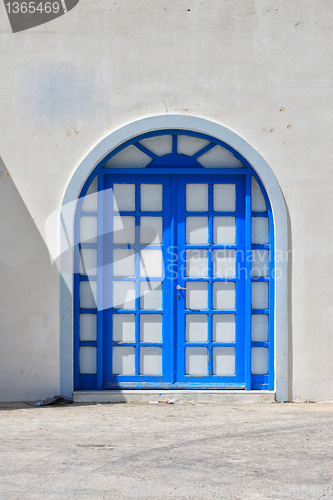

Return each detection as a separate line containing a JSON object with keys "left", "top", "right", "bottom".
{"left": 213, "top": 347, "right": 235, "bottom": 376}
{"left": 140, "top": 217, "right": 163, "bottom": 245}
{"left": 186, "top": 250, "right": 209, "bottom": 277}
{"left": 197, "top": 145, "right": 244, "bottom": 168}
{"left": 139, "top": 135, "right": 172, "bottom": 156}
{"left": 113, "top": 184, "right": 136, "bottom": 212}
{"left": 186, "top": 347, "right": 208, "bottom": 375}
{"left": 113, "top": 281, "right": 136, "bottom": 309}
{"left": 80, "top": 217, "right": 97, "bottom": 244}
{"left": 104, "top": 145, "right": 152, "bottom": 168}
{"left": 141, "top": 184, "right": 163, "bottom": 212}
{"left": 79, "top": 249, "right": 97, "bottom": 276}
{"left": 80, "top": 314, "right": 97, "bottom": 341}
{"left": 186, "top": 282, "right": 208, "bottom": 310}
{"left": 251, "top": 315, "right": 269, "bottom": 342}
{"left": 252, "top": 282, "right": 269, "bottom": 310}
{"left": 213, "top": 217, "right": 236, "bottom": 244}
{"left": 140, "top": 282, "right": 163, "bottom": 310}
{"left": 214, "top": 184, "right": 236, "bottom": 212}
{"left": 186, "top": 217, "right": 209, "bottom": 244}
{"left": 177, "top": 135, "right": 211, "bottom": 156}
{"left": 251, "top": 250, "right": 269, "bottom": 277}
{"left": 213, "top": 315, "right": 235, "bottom": 343}
{"left": 213, "top": 249, "right": 236, "bottom": 278}
{"left": 140, "top": 250, "right": 163, "bottom": 278}
{"left": 251, "top": 347, "right": 269, "bottom": 375}
{"left": 140, "top": 347, "right": 162, "bottom": 375}
{"left": 82, "top": 176, "right": 98, "bottom": 212}
{"left": 79, "top": 347, "right": 96, "bottom": 374}
{"left": 79, "top": 281, "right": 97, "bottom": 309}
{"left": 213, "top": 282, "right": 235, "bottom": 310}
{"left": 186, "top": 315, "right": 208, "bottom": 342}
{"left": 252, "top": 217, "right": 269, "bottom": 244}
{"left": 112, "top": 346, "right": 136, "bottom": 375}
{"left": 186, "top": 184, "right": 208, "bottom": 212}
{"left": 140, "top": 315, "right": 163, "bottom": 343}
{"left": 113, "top": 314, "right": 136, "bottom": 342}
{"left": 252, "top": 177, "right": 267, "bottom": 212}
{"left": 113, "top": 216, "right": 136, "bottom": 244}
{"left": 113, "top": 249, "right": 136, "bottom": 277}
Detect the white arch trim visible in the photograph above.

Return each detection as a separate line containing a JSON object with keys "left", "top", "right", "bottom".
{"left": 60, "top": 115, "right": 289, "bottom": 402}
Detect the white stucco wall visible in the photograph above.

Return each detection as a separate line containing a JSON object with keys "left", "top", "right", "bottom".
{"left": 0, "top": 0, "right": 332, "bottom": 401}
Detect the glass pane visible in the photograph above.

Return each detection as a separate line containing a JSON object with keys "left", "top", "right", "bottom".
{"left": 213, "top": 184, "right": 236, "bottom": 212}
{"left": 140, "top": 347, "right": 162, "bottom": 375}
{"left": 251, "top": 315, "right": 269, "bottom": 342}
{"left": 113, "top": 281, "right": 136, "bottom": 309}
{"left": 104, "top": 145, "right": 152, "bottom": 168}
{"left": 252, "top": 217, "right": 269, "bottom": 244}
{"left": 213, "top": 217, "right": 236, "bottom": 244}
{"left": 177, "top": 135, "right": 211, "bottom": 156}
{"left": 112, "top": 346, "right": 136, "bottom": 375}
{"left": 113, "top": 184, "right": 136, "bottom": 212}
{"left": 80, "top": 217, "right": 97, "bottom": 244}
{"left": 140, "top": 315, "right": 163, "bottom": 343}
{"left": 113, "top": 216, "right": 136, "bottom": 244}
{"left": 186, "top": 315, "right": 208, "bottom": 342}
{"left": 186, "top": 249, "right": 209, "bottom": 278}
{"left": 213, "top": 347, "right": 235, "bottom": 376}
{"left": 251, "top": 250, "right": 269, "bottom": 278}
{"left": 252, "top": 177, "right": 267, "bottom": 212}
{"left": 140, "top": 217, "right": 163, "bottom": 245}
{"left": 79, "top": 346, "right": 96, "bottom": 374}
{"left": 186, "top": 184, "right": 208, "bottom": 212}
{"left": 197, "top": 145, "right": 244, "bottom": 168}
{"left": 140, "top": 282, "right": 163, "bottom": 310}
{"left": 113, "top": 249, "right": 136, "bottom": 277}
{"left": 139, "top": 135, "right": 172, "bottom": 156}
{"left": 140, "top": 250, "right": 163, "bottom": 278}
{"left": 80, "top": 314, "right": 97, "bottom": 341}
{"left": 186, "top": 217, "right": 208, "bottom": 244}
{"left": 79, "top": 281, "right": 97, "bottom": 309}
{"left": 186, "top": 282, "right": 208, "bottom": 310}
{"left": 82, "top": 176, "right": 98, "bottom": 212}
{"left": 140, "top": 184, "right": 163, "bottom": 212}
{"left": 213, "top": 249, "right": 236, "bottom": 278}
{"left": 79, "top": 249, "right": 97, "bottom": 276}
{"left": 213, "top": 282, "right": 235, "bottom": 310}
{"left": 186, "top": 347, "right": 208, "bottom": 375}
{"left": 252, "top": 282, "right": 269, "bottom": 310}
{"left": 213, "top": 315, "right": 235, "bottom": 343}
{"left": 113, "top": 314, "right": 136, "bottom": 342}
{"left": 251, "top": 347, "right": 269, "bottom": 375}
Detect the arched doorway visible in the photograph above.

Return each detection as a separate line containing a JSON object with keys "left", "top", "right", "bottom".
{"left": 60, "top": 116, "right": 288, "bottom": 400}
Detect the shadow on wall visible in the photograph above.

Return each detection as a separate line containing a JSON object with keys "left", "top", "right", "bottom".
{"left": 0, "top": 157, "right": 60, "bottom": 402}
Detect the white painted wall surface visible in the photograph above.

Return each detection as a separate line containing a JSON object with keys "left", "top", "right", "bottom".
{"left": 0, "top": 0, "right": 332, "bottom": 401}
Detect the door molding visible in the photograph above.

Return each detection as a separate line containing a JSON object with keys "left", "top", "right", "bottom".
{"left": 60, "top": 115, "right": 288, "bottom": 401}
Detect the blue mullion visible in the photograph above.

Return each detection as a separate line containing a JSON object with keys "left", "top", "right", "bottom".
{"left": 96, "top": 174, "right": 104, "bottom": 390}
{"left": 79, "top": 308, "right": 98, "bottom": 314}
{"left": 252, "top": 244, "right": 270, "bottom": 250}
{"left": 79, "top": 341, "right": 97, "bottom": 347}
{"left": 79, "top": 276, "right": 97, "bottom": 282}
{"left": 251, "top": 342, "right": 269, "bottom": 348}
{"left": 251, "top": 277, "right": 270, "bottom": 282}
{"left": 102, "top": 168, "right": 247, "bottom": 175}
{"left": 172, "top": 135, "right": 177, "bottom": 155}
{"left": 251, "top": 212, "right": 268, "bottom": 217}
{"left": 135, "top": 182, "right": 141, "bottom": 376}
{"left": 73, "top": 196, "right": 82, "bottom": 390}
{"left": 176, "top": 177, "right": 187, "bottom": 384}
{"left": 251, "top": 310, "right": 269, "bottom": 315}
{"left": 186, "top": 342, "right": 236, "bottom": 348}
{"left": 207, "top": 182, "right": 213, "bottom": 375}
{"left": 267, "top": 190, "right": 275, "bottom": 391}
{"left": 191, "top": 142, "right": 216, "bottom": 160}
{"left": 241, "top": 173, "right": 251, "bottom": 390}
{"left": 134, "top": 142, "right": 159, "bottom": 161}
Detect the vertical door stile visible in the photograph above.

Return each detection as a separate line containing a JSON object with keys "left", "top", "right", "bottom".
{"left": 96, "top": 174, "right": 104, "bottom": 390}
{"left": 245, "top": 172, "right": 252, "bottom": 390}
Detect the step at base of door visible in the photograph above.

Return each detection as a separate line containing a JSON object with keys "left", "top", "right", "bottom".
{"left": 73, "top": 390, "right": 276, "bottom": 404}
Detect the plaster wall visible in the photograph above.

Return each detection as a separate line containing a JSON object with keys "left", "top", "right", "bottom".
{"left": 0, "top": 0, "right": 332, "bottom": 401}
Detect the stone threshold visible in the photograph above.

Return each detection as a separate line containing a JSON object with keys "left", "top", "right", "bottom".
{"left": 73, "top": 390, "right": 276, "bottom": 404}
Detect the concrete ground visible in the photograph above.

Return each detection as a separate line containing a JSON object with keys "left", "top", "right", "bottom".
{"left": 0, "top": 402, "right": 332, "bottom": 500}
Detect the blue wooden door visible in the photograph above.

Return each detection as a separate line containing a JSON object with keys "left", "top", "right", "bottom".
{"left": 103, "top": 173, "right": 246, "bottom": 389}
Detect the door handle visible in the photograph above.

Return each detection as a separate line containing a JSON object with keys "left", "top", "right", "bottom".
{"left": 176, "top": 285, "right": 186, "bottom": 290}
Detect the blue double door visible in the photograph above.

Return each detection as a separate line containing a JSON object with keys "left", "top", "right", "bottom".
{"left": 103, "top": 173, "right": 246, "bottom": 389}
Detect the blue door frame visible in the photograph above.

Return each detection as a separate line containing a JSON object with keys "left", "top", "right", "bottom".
{"left": 74, "top": 129, "right": 275, "bottom": 392}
